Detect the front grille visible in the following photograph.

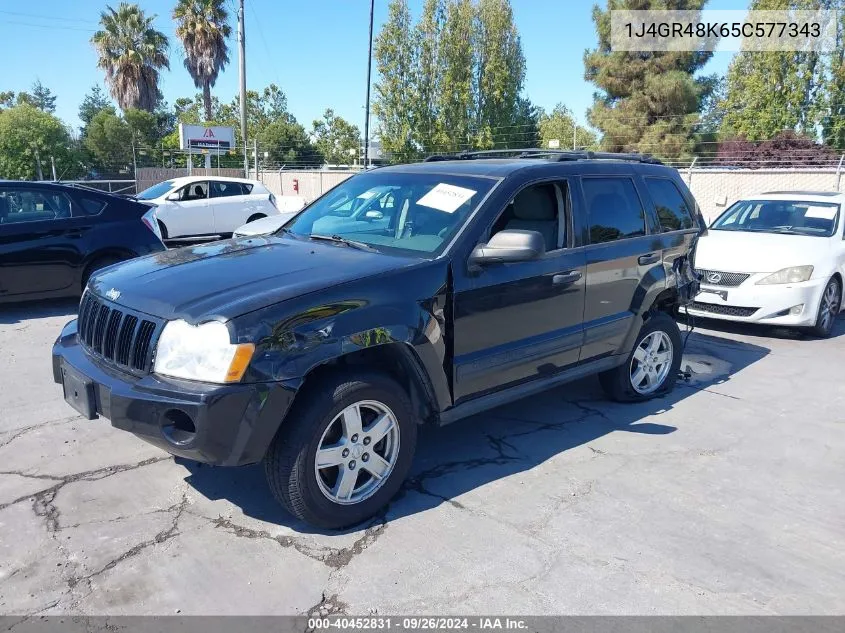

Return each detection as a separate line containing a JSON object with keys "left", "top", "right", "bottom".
{"left": 77, "top": 293, "right": 162, "bottom": 373}
{"left": 697, "top": 269, "right": 750, "bottom": 287}
{"left": 689, "top": 302, "right": 759, "bottom": 318}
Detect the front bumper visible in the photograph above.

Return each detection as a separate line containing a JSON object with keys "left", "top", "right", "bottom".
{"left": 682, "top": 274, "right": 828, "bottom": 326}
{"left": 52, "top": 319, "right": 297, "bottom": 466}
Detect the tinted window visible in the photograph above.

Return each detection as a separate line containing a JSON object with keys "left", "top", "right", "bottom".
{"left": 0, "top": 188, "right": 73, "bottom": 225}
{"left": 645, "top": 178, "right": 694, "bottom": 231}
{"left": 211, "top": 181, "right": 247, "bottom": 198}
{"left": 582, "top": 177, "right": 646, "bottom": 244}
{"left": 137, "top": 180, "right": 176, "bottom": 200}
{"left": 712, "top": 199, "right": 839, "bottom": 237}
{"left": 79, "top": 198, "right": 107, "bottom": 216}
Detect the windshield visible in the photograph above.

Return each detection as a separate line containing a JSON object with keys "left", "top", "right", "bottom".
{"left": 137, "top": 180, "right": 176, "bottom": 200}
{"left": 284, "top": 171, "right": 495, "bottom": 256}
{"left": 711, "top": 199, "right": 840, "bottom": 237}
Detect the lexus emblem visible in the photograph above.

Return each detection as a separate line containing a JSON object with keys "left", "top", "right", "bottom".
{"left": 105, "top": 288, "right": 121, "bottom": 301}
{"left": 706, "top": 272, "right": 722, "bottom": 284}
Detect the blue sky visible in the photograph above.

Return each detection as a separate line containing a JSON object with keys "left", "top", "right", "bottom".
{"left": 0, "top": 0, "right": 743, "bottom": 135}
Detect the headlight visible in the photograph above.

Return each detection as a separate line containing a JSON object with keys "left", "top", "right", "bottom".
{"left": 756, "top": 266, "right": 814, "bottom": 285}
{"left": 153, "top": 320, "right": 254, "bottom": 383}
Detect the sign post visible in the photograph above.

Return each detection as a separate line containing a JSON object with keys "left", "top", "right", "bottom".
{"left": 178, "top": 124, "right": 236, "bottom": 171}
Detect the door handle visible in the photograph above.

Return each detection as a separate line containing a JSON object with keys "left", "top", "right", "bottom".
{"left": 638, "top": 253, "right": 660, "bottom": 265}
{"left": 553, "top": 271, "right": 582, "bottom": 285}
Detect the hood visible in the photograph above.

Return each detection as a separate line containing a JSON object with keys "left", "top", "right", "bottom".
{"left": 233, "top": 213, "right": 293, "bottom": 236}
{"left": 88, "top": 234, "right": 419, "bottom": 321}
{"left": 695, "top": 229, "right": 829, "bottom": 274}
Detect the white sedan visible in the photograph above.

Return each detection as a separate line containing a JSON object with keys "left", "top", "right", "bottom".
{"left": 686, "top": 191, "right": 844, "bottom": 337}
{"left": 136, "top": 176, "right": 280, "bottom": 239}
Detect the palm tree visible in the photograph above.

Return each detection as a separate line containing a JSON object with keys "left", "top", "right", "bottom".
{"left": 91, "top": 3, "right": 170, "bottom": 112}
{"left": 173, "top": 0, "right": 231, "bottom": 122}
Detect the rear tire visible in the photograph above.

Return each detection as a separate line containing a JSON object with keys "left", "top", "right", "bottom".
{"left": 264, "top": 371, "right": 417, "bottom": 530}
{"left": 599, "top": 312, "right": 682, "bottom": 403}
{"left": 809, "top": 277, "right": 841, "bottom": 338}
{"left": 81, "top": 256, "right": 123, "bottom": 291}
{"left": 247, "top": 213, "right": 266, "bottom": 223}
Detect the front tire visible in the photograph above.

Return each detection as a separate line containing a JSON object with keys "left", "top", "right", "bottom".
{"left": 599, "top": 312, "right": 682, "bottom": 402}
{"left": 264, "top": 372, "right": 417, "bottom": 529}
{"left": 809, "top": 277, "right": 841, "bottom": 338}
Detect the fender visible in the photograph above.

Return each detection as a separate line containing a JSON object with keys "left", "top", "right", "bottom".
{"left": 233, "top": 261, "right": 453, "bottom": 413}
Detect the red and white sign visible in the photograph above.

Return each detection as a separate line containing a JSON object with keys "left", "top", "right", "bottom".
{"left": 178, "top": 123, "right": 235, "bottom": 151}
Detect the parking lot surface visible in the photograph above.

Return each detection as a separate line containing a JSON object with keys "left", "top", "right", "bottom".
{"left": 1, "top": 301, "right": 844, "bottom": 616}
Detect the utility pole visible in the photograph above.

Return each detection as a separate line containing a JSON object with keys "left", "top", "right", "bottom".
{"left": 253, "top": 138, "right": 258, "bottom": 179}
{"left": 572, "top": 123, "right": 577, "bottom": 150}
{"left": 238, "top": 0, "right": 249, "bottom": 176}
{"left": 35, "top": 149, "right": 43, "bottom": 180}
{"left": 50, "top": 156, "right": 57, "bottom": 181}
{"left": 363, "top": 0, "right": 375, "bottom": 169}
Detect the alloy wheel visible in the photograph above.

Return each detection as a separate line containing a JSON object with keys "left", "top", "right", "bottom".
{"left": 314, "top": 400, "right": 401, "bottom": 505}
{"left": 629, "top": 331, "right": 674, "bottom": 395}
{"left": 819, "top": 280, "right": 841, "bottom": 333}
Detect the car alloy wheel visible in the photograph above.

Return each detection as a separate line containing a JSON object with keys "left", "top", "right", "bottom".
{"left": 314, "top": 400, "right": 401, "bottom": 505}
{"left": 629, "top": 331, "right": 674, "bottom": 395}
{"left": 818, "top": 279, "right": 841, "bottom": 334}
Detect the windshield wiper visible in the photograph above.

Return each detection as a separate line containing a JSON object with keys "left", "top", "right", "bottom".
{"left": 308, "top": 233, "right": 376, "bottom": 251}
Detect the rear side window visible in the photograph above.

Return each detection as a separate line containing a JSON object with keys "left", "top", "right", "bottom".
{"left": 211, "top": 181, "right": 249, "bottom": 197}
{"left": 79, "top": 198, "right": 107, "bottom": 216}
{"left": 645, "top": 178, "right": 694, "bottom": 231}
{"left": 0, "top": 188, "right": 73, "bottom": 224}
{"left": 582, "top": 177, "right": 646, "bottom": 244}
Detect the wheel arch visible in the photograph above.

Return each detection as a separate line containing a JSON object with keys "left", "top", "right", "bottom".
{"left": 79, "top": 247, "right": 137, "bottom": 290}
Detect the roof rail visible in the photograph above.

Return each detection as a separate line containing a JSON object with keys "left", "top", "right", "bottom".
{"left": 422, "top": 148, "right": 663, "bottom": 165}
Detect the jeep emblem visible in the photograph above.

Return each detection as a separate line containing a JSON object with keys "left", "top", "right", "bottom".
{"left": 105, "top": 288, "right": 121, "bottom": 301}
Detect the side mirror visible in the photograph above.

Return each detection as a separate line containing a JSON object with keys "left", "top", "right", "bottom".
{"left": 364, "top": 210, "right": 384, "bottom": 220}
{"left": 165, "top": 193, "right": 180, "bottom": 202}
{"left": 468, "top": 229, "right": 545, "bottom": 267}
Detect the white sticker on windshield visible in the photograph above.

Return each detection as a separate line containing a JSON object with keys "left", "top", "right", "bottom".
{"left": 357, "top": 190, "right": 377, "bottom": 200}
{"left": 804, "top": 205, "right": 837, "bottom": 220}
{"left": 417, "top": 183, "right": 477, "bottom": 213}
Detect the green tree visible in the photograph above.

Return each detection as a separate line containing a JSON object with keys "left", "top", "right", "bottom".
{"left": 373, "top": 0, "right": 418, "bottom": 160}
{"left": 257, "top": 119, "right": 322, "bottom": 167}
{"left": 438, "top": 0, "right": 475, "bottom": 152}
{"left": 173, "top": 0, "right": 231, "bottom": 122}
{"left": 414, "top": 0, "right": 446, "bottom": 153}
{"left": 91, "top": 3, "right": 170, "bottom": 112}
{"left": 28, "top": 80, "right": 57, "bottom": 113}
{"left": 312, "top": 109, "right": 361, "bottom": 165}
{"left": 821, "top": 2, "right": 845, "bottom": 148}
{"left": 79, "top": 85, "right": 116, "bottom": 137}
{"left": 474, "top": 0, "right": 525, "bottom": 148}
{"left": 0, "top": 91, "right": 15, "bottom": 110}
{"left": 84, "top": 109, "right": 134, "bottom": 172}
{"left": 584, "top": 0, "right": 714, "bottom": 159}
{"left": 538, "top": 104, "right": 597, "bottom": 150}
{"left": 0, "top": 104, "right": 77, "bottom": 180}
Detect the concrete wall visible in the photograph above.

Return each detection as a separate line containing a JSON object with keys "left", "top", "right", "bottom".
{"left": 682, "top": 168, "right": 845, "bottom": 224}
{"left": 257, "top": 170, "right": 355, "bottom": 200}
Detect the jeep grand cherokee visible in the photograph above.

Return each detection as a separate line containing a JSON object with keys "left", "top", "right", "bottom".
{"left": 53, "top": 150, "right": 702, "bottom": 529}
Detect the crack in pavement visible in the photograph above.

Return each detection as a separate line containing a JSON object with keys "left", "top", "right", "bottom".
{"left": 0, "top": 456, "right": 171, "bottom": 516}
{"left": 306, "top": 592, "right": 349, "bottom": 618}
{"left": 0, "top": 416, "right": 82, "bottom": 450}
{"left": 210, "top": 514, "right": 388, "bottom": 570}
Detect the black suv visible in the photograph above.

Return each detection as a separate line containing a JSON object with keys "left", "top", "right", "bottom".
{"left": 52, "top": 151, "right": 701, "bottom": 528}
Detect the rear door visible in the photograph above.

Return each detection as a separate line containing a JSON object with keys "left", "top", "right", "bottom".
{"left": 210, "top": 180, "right": 254, "bottom": 234}
{"left": 452, "top": 179, "right": 586, "bottom": 402}
{"left": 0, "top": 185, "right": 85, "bottom": 298}
{"left": 162, "top": 181, "right": 212, "bottom": 237}
{"left": 578, "top": 175, "right": 663, "bottom": 361}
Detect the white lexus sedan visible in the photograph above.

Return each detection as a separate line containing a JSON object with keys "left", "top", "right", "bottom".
{"left": 136, "top": 176, "right": 280, "bottom": 240}
{"left": 686, "top": 191, "right": 844, "bottom": 337}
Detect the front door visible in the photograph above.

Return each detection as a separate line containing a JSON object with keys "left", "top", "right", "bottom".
{"left": 452, "top": 180, "right": 586, "bottom": 403}
{"left": 161, "top": 181, "right": 212, "bottom": 238}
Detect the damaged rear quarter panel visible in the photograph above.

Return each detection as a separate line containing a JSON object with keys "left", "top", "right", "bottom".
{"left": 232, "top": 259, "right": 453, "bottom": 411}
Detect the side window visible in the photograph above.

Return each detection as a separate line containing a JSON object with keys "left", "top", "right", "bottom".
{"left": 489, "top": 181, "right": 567, "bottom": 253}
{"left": 0, "top": 188, "right": 73, "bottom": 225}
{"left": 644, "top": 178, "right": 694, "bottom": 231}
{"left": 211, "top": 181, "right": 246, "bottom": 198}
{"left": 179, "top": 182, "right": 208, "bottom": 201}
{"left": 79, "top": 198, "right": 107, "bottom": 216}
{"left": 582, "top": 177, "right": 646, "bottom": 244}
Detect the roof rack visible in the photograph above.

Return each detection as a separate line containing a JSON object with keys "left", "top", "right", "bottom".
{"left": 423, "top": 148, "right": 663, "bottom": 165}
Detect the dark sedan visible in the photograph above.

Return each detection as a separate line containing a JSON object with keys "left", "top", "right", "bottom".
{"left": 0, "top": 181, "right": 165, "bottom": 304}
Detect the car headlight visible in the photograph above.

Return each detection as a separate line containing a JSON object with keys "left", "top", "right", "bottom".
{"left": 756, "top": 266, "right": 814, "bottom": 285}
{"left": 153, "top": 320, "right": 254, "bottom": 383}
